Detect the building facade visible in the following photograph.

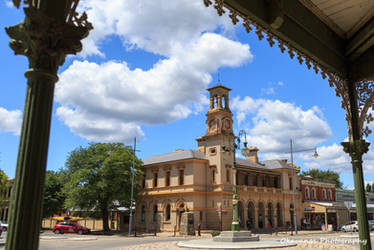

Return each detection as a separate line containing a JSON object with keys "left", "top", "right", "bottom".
{"left": 135, "top": 85, "right": 302, "bottom": 232}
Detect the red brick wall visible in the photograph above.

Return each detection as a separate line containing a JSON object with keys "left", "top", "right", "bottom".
{"left": 301, "top": 184, "right": 335, "bottom": 202}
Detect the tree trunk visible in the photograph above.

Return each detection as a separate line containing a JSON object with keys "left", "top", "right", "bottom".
{"left": 102, "top": 208, "right": 110, "bottom": 232}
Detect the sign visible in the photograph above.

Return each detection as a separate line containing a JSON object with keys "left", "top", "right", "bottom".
{"left": 304, "top": 206, "right": 315, "bottom": 211}
{"left": 344, "top": 201, "right": 353, "bottom": 210}
{"left": 327, "top": 209, "right": 336, "bottom": 213}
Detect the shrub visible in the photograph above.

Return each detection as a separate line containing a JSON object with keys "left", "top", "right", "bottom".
{"left": 211, "top": 230, "right": 220, "bottom": 237}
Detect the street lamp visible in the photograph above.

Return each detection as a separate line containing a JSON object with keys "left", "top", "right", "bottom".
{"left": 286, "top": 139, "right": 318, "bottom": 235}
{"left": 128, "top": 137, "right": 140, "bottom": 236}
{"left": 222, "top": 130, "right": 249, "bottom": 231}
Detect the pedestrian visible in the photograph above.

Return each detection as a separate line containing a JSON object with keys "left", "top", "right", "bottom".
{"left": 267, "top": 219, "right": 272, "bottom": 235}
{"left": 198, "top": 223, "right": 201, "bottom": 236}
{"left": 246, "top": 219, "right": 250, "bottom": 230}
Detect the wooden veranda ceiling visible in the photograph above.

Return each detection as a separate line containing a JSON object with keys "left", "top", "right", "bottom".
{"left": 210, "top": 0, "right": 374, "bottom": 82}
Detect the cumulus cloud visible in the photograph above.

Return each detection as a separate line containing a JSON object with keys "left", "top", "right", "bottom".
{"left": 5, "top": 0, "right": 13, "bottom": 8}
{"left": 301, "top": 143, "right": 374, "bottom": 173}
{"left": 56, "top": 33, "right": 252, "bottom": 143}
{"left": 78, "top": 0, "right": 234, "bottom": 57}
{"left": 232, "top": 97, "right": 332, "bottom": 157}
{"left": 0, "top": 107, "right": 22, "bottom": 135}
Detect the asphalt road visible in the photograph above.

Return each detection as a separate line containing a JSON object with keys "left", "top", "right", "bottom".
{"left": 39, "top": 235, "right": 189, "bottom": 250}
{"left": 0, "top": 231, "right": 372, "bottom": 250}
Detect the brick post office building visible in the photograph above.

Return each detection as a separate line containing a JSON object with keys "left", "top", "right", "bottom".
{"left": 135, "top": 84, "right": 302, "bottom": 232}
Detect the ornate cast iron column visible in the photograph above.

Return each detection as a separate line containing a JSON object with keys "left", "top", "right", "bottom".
{"left": 5, "top": 1, "right": 92, "bottom": 249}
{"left": 341, "top": 80, "right": 372, "bottom": 250}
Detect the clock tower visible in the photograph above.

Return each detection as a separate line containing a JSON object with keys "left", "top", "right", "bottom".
{"left": 196, "top": 84, "right": 234, "bottom": 185}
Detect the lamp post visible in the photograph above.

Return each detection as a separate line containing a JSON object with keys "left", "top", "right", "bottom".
{"left": 222, "top": 130, "right": 249, "bottom": 231}
{"left": 287, "top": 139, "right": 318, "bottom": 235}
{"left": 128, "top": 137, "right": 140, "bottom": 236}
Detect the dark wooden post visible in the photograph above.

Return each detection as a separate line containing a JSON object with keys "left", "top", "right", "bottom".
{"left": 342, "top": 80, "right": 372, "bottom": 250}
{"left": 5, "top": 1, "right": 92, "bottom": 249}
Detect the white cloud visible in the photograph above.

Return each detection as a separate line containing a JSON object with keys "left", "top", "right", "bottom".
{"left": 0, "top": 107, "right": 22, "bottom": 135}
{"left": 232, "top": 97, "right": 332, "bottom": 158}
{"left": 301, "top": 143, "right": 374, "bottom": 173}
{"left": 277, "top": 81, "right": 284, "bottom": 86}
{"left": 56, "top": 33, "right": 252, "bottom": 143}
{"left": 78, "top": 0, "right": 234, "bottom": 57}
{"left": 260, "top": 87, "right": 275, "bottom": 95}
{"left": 5, "top": 0, "right": 13, "bottom": 8}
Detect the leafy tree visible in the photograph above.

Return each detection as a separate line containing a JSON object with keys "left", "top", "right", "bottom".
{"left": 372, "top": 183, "right": 374, "bottom": 193}
{"left": 0, "top": 170, "right": 9, "bottom": 209}
{"left": 367, "top": 183, "right": 373, "bottom": 193}
{"left": 63, "top": 143, "right": 142, "bottom": 231}
{"left": 301, "top": 169, "right": 343, "bottom": 189}
{"left": 43, "top": 170, "right": 67, "bottom": 218}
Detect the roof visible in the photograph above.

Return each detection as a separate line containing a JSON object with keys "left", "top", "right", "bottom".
{"left": 261, "top": 160, "right": 293, "bottom": 170}
{"left": 236, "top": 158, "right": 293, "bottom": 171}
{"left": 143, "top": 150, "right": 207, "bottom": 165}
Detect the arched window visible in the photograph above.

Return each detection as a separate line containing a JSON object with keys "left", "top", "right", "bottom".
{"left": 322, "top": 189, "right": 326, "bottom": 200}
{"left": 141, "top": 205, "right": 146, "bottom": 222}
{"left": 305, "top": 187, "right": 310, "bottom": 200}
{"left": 328, "top": 189, "right": 332, "bottom": 200}
{"left": 312, "top": 188, "right": 316, "bottom": 200}
{"left": 153, "top": 204, "right": 158, "bottom": 222}
{"left": 165, "top": 204, "right": 171, "bottom": 221}
{"left": 212, "top": 169, "right": 216, "bottom": 184}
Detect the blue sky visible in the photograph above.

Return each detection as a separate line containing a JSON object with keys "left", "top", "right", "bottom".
{"left": 0, "top": 0, "right": 373, "bottom": 189}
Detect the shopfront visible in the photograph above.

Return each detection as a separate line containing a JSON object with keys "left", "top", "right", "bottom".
{"left": 303, "top": 202, "right": 344, "bottom": 230}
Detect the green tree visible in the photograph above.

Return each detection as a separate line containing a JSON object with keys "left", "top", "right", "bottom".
{"left": 0, "top": 170, "right": 9, "bottom": 209}
{"left": 301, "top": 169, "right": 343, "bottom": 188}
{"left": 367, "top": 183, "right": 373, "bottom": 193}
{"left": 43, "top": 170, "right": 67, "bottom": 218}
{"left": 63, "top": 143, "right": 142, "bottom": 231}
{"left": 372, "top": 183, "right": 374, "bottom": 193}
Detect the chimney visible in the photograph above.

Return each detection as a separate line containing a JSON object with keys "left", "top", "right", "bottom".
{"left": 246, "top": 147, "right": 259, "bottom": 163}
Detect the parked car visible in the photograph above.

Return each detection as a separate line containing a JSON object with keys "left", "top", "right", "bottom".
{"left": 368, "top": 220, "right": 374, "bottom": 231}
{"left": 52, "top": 222, "right": 90, "bottom": 234}
{"left": 341, "top": 221, "right": 359, "bottom": 232}
{"left": 0, "top": 221, "right": 8, "bottom": 231}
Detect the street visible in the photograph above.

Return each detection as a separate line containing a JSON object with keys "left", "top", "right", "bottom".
{"left": 0, "top": 231, "right": 373, "bottom": 249}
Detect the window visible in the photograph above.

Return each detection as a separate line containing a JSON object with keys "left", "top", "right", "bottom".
{"left": 212, "top": 169, "right": 216, "bottom": 184}
{"left": 142, "top": 175, "right": 146, "bottom": 189}
{"left": 153, "top": 204, "right": 158, "bottom": 222}
{"left": 153, "top": 172, "right": 158, "bottom": 187}
{"left": 200, "top": 211, "right": 203, "bottom": 221}
{"left": 289, "top": 177, "right": 293, "bottom": 190}
{"left": 165, "top": 171, "right": 170, "bottom": 187}
{"left": 179, "top": 169, "right": 184, "bottom": 185}
{"left": 209, "top": 147, "right": 217, "bottom": 155}
{"left": 312, "top": 188, "right": 316, "bottom": 200}
{"left": 322, "top": 189, "right": 327, "bottom": 200}
{"left": 226, "top": 169, "right": 230, "bottom": 183}
{"left": 305, "top": 187, "right": 310, "bottom": 200}
{"left": 165, "top": 204, "right": 171, "bottom": 221}
{"left": 141, "top": 205, "right": 146, "bottom": 222}
{"left": 245, "top": 175, "right": 248, "bottom": 186}
{"left": 328, "top": 189, "right": 332, "bottom": 200}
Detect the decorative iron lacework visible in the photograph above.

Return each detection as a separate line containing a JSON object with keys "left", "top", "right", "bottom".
{"left": 203, "top": 0, "right": 374, "bottom": 138}
{"left": 12, "top": 0, "right": 92, "bottom": 29}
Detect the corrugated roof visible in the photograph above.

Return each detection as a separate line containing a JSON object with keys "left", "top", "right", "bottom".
{"left": 143, "top": 150, "right": 207, "bottom": 165}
